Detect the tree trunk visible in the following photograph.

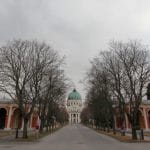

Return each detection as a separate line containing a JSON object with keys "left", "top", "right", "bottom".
{"left": 46, "top": 125, "right": 48, "bottom": 132}
{"left": 112, "top": 116, "right": 116, "bottom": 134}
{"left": 39, "top": 117, "right": 44, "bottom": 133}
{"left": 15, "top": 127, "right": 19, "bottom": 139}
{"left": 106, "top": 120, "right": 110, "bottom": 133}
{"left": 15, "top": 114, "right": 22, "bottom": 138}
{"left": 131, "top": 109, "right": 138, "bottom": 140}
{"left": 46, "top": 117, "right": 50, "bottom": 132}
{"left": 22, "top": 118, "right": 29, "bottom": 138}
{"left": 132, "top": 127, "right": 137, "bottom": 140}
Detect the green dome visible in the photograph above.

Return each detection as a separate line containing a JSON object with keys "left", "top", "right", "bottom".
{"left": 68, "top": 89, "right": 82, "bottom": 100}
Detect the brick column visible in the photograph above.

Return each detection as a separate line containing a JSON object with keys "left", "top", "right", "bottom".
{"left": 125, "top": 114, "right": 129, "bottom": 130}
{"left": 7, "top": 106, "right": 12, "bottom": 129}
{"left": 143, "top": 108, "right": 148, "bottom": 130}
{"left": 114, "top": 115, "right": 117, "bottom": 129}
{"left": 30, "top": 114, "right": 33, "bottom": 128}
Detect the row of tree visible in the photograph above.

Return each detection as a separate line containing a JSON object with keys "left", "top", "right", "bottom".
{"left": 0, "top": 39, "right": 69, "bottom": 138}
{"left": 81, "top": 40, "right": 150, "bottom": 139}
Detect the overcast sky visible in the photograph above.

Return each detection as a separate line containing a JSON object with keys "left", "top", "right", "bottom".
{"left": 0, "top": 0, "right": 150, "bottom": 98}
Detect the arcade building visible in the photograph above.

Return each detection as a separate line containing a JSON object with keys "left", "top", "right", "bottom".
{"left": 1, "top": 89, "right": 150, "bottom": 130}
{"left": 0, "top": 101, "right": 39, "bottom": 130}
{"left": 114, "top": 100, "right": 150, "bottom": 130}
{"left": 0, "top": 89, "right": 83, "bottom": 130}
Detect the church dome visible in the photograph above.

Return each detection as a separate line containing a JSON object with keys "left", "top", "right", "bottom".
{"left": 68, "top": 89, "right": 82, "bottom": 100}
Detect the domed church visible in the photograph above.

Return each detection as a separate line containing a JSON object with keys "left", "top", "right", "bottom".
{"left": 66, "top": 89, "right": 83, "bottom": 123}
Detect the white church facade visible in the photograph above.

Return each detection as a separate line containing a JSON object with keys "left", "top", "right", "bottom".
{"left": 66, "top": 89, "right": 82, "bottom": 123}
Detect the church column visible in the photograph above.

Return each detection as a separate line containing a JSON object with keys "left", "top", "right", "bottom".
{"left": 79, "top": 113, "right": 80, "bottom": 123}
{"left": 70, "top": 113, "right": 71, "bottom": 123}
{"left": 76, "top": 114, "right": 77, "bottom": 123}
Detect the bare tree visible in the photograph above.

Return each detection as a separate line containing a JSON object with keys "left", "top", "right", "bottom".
{"left": 37, "top": 51, "right": 69, "bottom": 133}
{"left": 21, "top": 41, "right": 57, "bottom": 138}
{"left": 0, "top": 40, "right": 33, "bottom": 138}
{"left": 84, "top": 40, "right": 150, "bottom": 140}
{"left": 110, "top": 41, "right": 150, "bottom": 139}
{"left": 85, "top": 58, "right": 114, "bottom": 131}
{"left": 0, "top": 39, "right": 68, "bottom": 138}
{"left": 101, "top": 50, "right": 126, "bottom": 135}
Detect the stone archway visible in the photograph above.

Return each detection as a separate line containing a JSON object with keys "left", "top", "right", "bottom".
{"left": 31, "top": 112, "right": 38, "bottom": 128}
{"left": 11, "top": 109, "right": 22, "bottom": 129}
{"left": 0, "top": 108, "right": 7, "bottom": 129}
{"left": 116, "top": 116, "right": 122, "bottom": 129}
{"left": 138, "top": 110, "right": 145, "bottom": 129}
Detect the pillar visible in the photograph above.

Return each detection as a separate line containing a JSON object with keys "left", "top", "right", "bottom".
{"left": 7, "top": 106, "right": 12, "bottom": 129}
{"left": 143, "top": 108, "right": 148, "bottom": 130}
{"left": 37, "top": 116, "right": 40, "bottom": 128}
{"left": 125, "top": 113, "right": 129, "bottom": 130}
{"left": 30, "top": 114, "right": 33, "bottom": 128}
{"left": 114, "top": 115, "right": 117, "bottom": 129}
{"left": 71, "top": 113, "right": 72, "bottom": 123}
{"left": 79, "top": 113, "right": 80, "bottom": 123}
{"left": 76, "top": 113, "right": 77, "bottom": 123}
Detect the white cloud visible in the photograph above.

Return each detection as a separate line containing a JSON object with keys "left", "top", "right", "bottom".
{"left": 0, "top": 0, "right": 150, "bottom": 98}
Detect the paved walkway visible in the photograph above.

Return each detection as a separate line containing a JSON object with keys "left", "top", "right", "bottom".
{"left": 0, "top": 124, "right": 150, "bottom": 150}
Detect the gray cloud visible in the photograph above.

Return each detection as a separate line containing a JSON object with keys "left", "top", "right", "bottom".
{"left": 0, "top": 0, "right": 150, "bottom": 98}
